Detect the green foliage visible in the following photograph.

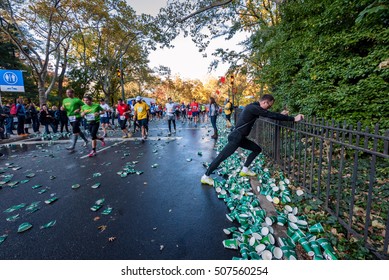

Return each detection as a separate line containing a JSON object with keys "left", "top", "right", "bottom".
{"left": 258, "top": 0, "right": 389, "bottom": 128}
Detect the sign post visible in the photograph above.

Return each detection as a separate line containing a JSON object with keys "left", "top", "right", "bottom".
{"left": 0, "top": 69, "right": 25, "bottom": 105}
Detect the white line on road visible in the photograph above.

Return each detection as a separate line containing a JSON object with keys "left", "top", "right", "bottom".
{"left": 8, "top": 136, "right": 183, "bottom": 146}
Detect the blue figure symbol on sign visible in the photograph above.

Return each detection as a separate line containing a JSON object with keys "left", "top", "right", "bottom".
{"left": 3, "top": 72, "right": 18, "bottom": 85}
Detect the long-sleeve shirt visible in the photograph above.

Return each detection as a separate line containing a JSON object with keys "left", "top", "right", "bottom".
{"left": 235, "top": 102, "right": 294, "bottom": 137}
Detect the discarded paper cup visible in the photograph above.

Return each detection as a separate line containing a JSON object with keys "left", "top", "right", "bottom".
{"left": 291, "top": 228, "right": 306, "bottom": 243}
{"left": 299, "top": 237, "right": 314, "bottom": 257}
{"left": 323, "top": 249, "right": 338, "bottom": 260}
{"left": 261, "top": 233, "right": 275, "bottom": 245}
{"left": 255, "top": 243, "right": 266, "bottom": 253}
{"left": 277, "top": 214, "right": 288, "bottom": 226}
{"left": 249, "top": 251, "right": 261, "bottom": 260}
{"left": 309, "top": 223, "right": 325, "bottom": 233}
{"left": 305, "top": 233, "right": 317, "bottom": 242}
{"left": 261, "top": 250, "right": 272, "bottom": 260}
{"left": 255, "top": 209, "right": 266, "bottom": 219}
{"left": 260, "top": 227, "right": 270, "bottom": 236}
{"left": 223, "top": 239, "right": 238, "bottom": 249}
{"left": 266, "top": 195, "right": 273, "bottom": 202}
{"left": 309, "top": 240, "right": 323, "bottom": 257}
{"left": 296, "top": 189, "right": 304, "bottom": 196}
{"left": 292, "top": 207, "right": 298, "bottom": 215}
{"left": 265, "top": 216, "right": 277, "bottom": 226}
{"left": 284, "top": 205, "right": 293, "bottom": 213}
{"left": 223, "top": 227, "right": 237, "bottom": 235}
{"left": 288, "top": 214, "right": 298, "bottom": 223}
{"left": 252, "top": 232, "right": 262, "bottom": 240}
{"left": 272, "top": 197, "right": 280, "bottom": 204}
{"left": 317, "top": 238, "right": 333, "bottom": 251}
{"left": 288, "top": 222, "right": 299, "bottom": 230}
{"left": 249, "top": 236, "right": 258, "bottom": 247}
{"left": 281, "top": 245, "right": 297, "bottom": 260}
{"left": 272, "top": 246, "right": 283, "bottom": 259}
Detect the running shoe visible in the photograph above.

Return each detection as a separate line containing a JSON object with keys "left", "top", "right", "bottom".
{"left": 83, "top": 140, "right": 89, "bottom": 147}
{"left": 66, "top": 146, "right": 74, "bottom": 150}
{"left": 201, "top": 175, "right": 214, "bottom": 186}
{"left": 88, "top": 150, "right": 96, "bottom": 157}
{"left": 122, "top": 134, "right": 129, "bottom": 138}
{"left": 239, "top": 170, "right": 257, "bottom": 177}
{"left": 101, "top": 138, "right": 106, "bottom": 147}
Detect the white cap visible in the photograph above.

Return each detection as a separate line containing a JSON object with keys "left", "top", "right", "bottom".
{"left": 136, "top": 96, "right": 141, "bottom": 101}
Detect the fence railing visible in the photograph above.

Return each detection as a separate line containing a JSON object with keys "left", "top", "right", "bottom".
{"left": 249, "top": 116, "right": 389, "bottom": 259}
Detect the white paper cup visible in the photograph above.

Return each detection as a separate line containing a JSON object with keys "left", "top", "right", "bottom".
{"left": 288, "top": 214, "right": 298, "bottom": 223}
{"left": 260, "top": 227, "right": 270, "bottom": 236}
{"left": 255, "top": 243, "right": 266, "bottom": 253}
{"left": 296, "top": 189, "right": 304, "bottom": 196}
{"left": 284, "top": 205, "right": 293, "bottom": 213}
{"left": 261, "top": 250, "right": 272, "bottom": 260}
{"left": 272, "top": 247, "right": 283, "bottom": 259}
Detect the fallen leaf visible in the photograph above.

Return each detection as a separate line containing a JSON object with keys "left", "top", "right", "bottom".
{"left": 98, "top": 225, "right": 107, "bottom": 232}
{"left": 93, "top": 216, "right": 100, "bottom": 221}
{"left": 108, "top": 237, "right": 116, "bottom": 242}
{"left": 160, "top": 245, "right": 164, "bottom": 251}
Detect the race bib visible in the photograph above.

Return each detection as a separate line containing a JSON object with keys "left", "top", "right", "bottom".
{"left": 120, "top": 116, "right": 126, "bottom": 120}
{"left": 85, "top": 113, "right": 95, "bottom": 121}
{"left": 69, "top": 116, "right": 76, "bottom": 122}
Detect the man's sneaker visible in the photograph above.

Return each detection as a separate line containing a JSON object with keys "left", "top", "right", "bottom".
{"left": 239, "top": 170, "right": 257, "bottom": 177}
{"left": 127, "top": 133, "right": 132, "bottom": 137}
{"left": 122, "top": 134, "right": 129, "bottom": 138}
{"left": 83, "top": 141, "right": 89, "bottom": 147}
{"left": 201, "top": 175, "right": 214, "bottom": 186}
{"left": 88, "top": 150, "right": 96, "bottom": 157}
{"left": 66, "top": 146, "right": 75, "bottom": 150}
{"left": 101, "top": 138, "right": 106, "bottom": 147}
{"left": 167, "top": 132, "right": 171, "bottom": 136}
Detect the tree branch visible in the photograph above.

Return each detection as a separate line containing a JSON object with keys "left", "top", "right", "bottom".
{"left": 178, "top": 0, "right": 234, "bottom": 23}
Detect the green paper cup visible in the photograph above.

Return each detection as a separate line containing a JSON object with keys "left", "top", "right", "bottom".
{"left": 260, "top": 233, "right": 275, "bottom": 245}
{"left": 309, "top": 223, "right": 325, "bottom": 233}
{"left": 223, "top": 239, "right": 238, "bottom": 249}
{"left": 299, "top": 237, "right": 314, "bottom": 257}
{"left": 265, "top": 216, "right": 277, "bottom": 226}
{"left": 291, "top": 228, "right": 306, "bottom": 243}
{"left": 255, "top": 209, "right": 266, "bottom": 219}
{"left": 305, "top": 233, "right": 317, "bottom": 242}
{"left": 267, "top": 244, "right": 283, "bottom": 259}
{"left": 277, "top": 214, "right": 288, "bottom": 226}
{"left": 249, "top": 251, "right": 261, "bottom": 260}
{"left": 223, "top": 227, "right": 237, "bottom": 235}
{"left": 281, "top": 245, "right": 297, "bottom": 260}
{"left": 309, "top": 240, "right": 323, "bottom": 257}
{"left": 317, "top": 238, "right": 332, "bottom": 251}
{"left": 323, "top": 249, "right": 338, "bottom": 260}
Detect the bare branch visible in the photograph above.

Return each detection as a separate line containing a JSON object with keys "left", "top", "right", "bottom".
{"left": 178, "top": 0, "right": 234, "bottom": 23}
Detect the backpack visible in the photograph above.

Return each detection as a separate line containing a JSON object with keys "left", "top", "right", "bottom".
{"left": 10, "top": 104, "right": 17, "bottom": 115}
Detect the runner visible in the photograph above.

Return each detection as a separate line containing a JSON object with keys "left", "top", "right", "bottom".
{"left": 133, "top": 96, "right": 149, "bottom": 141}
{"left": 190, "top": 98, "right": 199, "bottom": 127}
{"left": 81, "top": 96, "right": 106, "bottom": 157}
{"left": 116, "top": 99, "right": 132, "bottom": 138}
{"left": 165, "top": 97, "right": 176, "bottom": 136}
{"left": 99, "top": 98, "right": 111, "bottom": 137}
{"left": 62, "top": 88, "right": 89, "bottom": 150}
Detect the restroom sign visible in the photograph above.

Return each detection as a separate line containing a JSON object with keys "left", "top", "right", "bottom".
{"left": 0, "top": 70, "right": 25, "bottom": 92}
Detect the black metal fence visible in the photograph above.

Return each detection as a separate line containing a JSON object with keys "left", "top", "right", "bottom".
{"left": 249, "top": 116, "right": 389, "bottom": 259}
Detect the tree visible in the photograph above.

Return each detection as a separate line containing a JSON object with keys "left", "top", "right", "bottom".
{"left": 0, "top": 0, "right": 77, "bottom": 105}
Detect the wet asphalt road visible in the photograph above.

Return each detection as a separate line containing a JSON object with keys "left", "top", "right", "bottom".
{"left": 0, "top": 118, "right": 238, "bottom": 260}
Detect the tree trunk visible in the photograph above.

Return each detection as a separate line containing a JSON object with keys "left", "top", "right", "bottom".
{"left": 38, "top": 79, "right": 47, "bottom": 106}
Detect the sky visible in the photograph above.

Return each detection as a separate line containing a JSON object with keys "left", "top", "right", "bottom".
{"left": 127, "top": 0, "right": 246, "bottom": 81}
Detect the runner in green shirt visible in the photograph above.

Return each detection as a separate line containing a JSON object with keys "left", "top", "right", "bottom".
{"left": 81, "top": 95, "right": 106, "bottom": 157}
{"left": 62, "top": 88, "right": 89, "bottom": 150}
